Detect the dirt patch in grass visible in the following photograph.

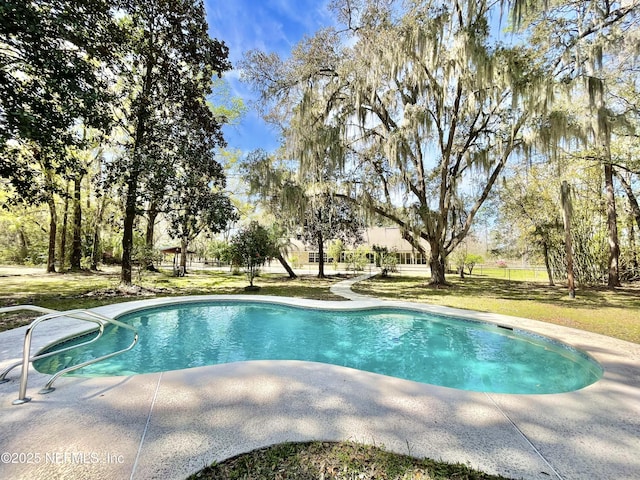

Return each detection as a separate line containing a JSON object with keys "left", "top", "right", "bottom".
{"left": 78, "top": 284, "right": 174, "bottom": 298}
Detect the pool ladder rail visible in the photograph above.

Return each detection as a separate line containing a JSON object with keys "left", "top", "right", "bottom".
{"left": 0, "top": 305, "right": 138, "bottom": 405}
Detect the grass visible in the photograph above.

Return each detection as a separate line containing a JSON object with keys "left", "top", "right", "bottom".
{"left": 189, "top": 441, "right": 508, "bottom": 480}
{"left": 353, "top": 272, "right": 640, "bottom": 344}
{"left": 2, "top": 264, "right": 638, "bottom": 479}
{"left": 0, "top": 266, "right": 347, "bottom": 332}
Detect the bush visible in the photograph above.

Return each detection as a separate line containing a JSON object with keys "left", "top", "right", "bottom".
{"left": 465, "top": 254, "right": 483, "bottom": 274}
{"left": 327, "top": 240, "right": 344, "bottom": 270}
{"left": 380, "top": 252, "right": 398, "bottom": 277}
{"left": 345, "top": 246, "right": 370, "bottom": 272}
{"left": 206, "top": 240, "right": 233, "bottom": 266}
{"left": 230, "top": 222, "right": 277, "bottom": 287}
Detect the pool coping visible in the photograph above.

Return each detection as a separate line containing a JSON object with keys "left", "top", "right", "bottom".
{"left": 0, "top": 275, "right": 639, "bottom": 479}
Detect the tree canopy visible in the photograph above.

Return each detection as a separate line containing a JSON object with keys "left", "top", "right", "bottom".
{"left": 243, "top": 0, "right": 552, "bottom": 284}
{"left": 230, "top": 221, "right": 277, "bottom": 287}
{"left": 103, "top": 0, "right": 233, "bottom": 284}
{"left": 1, "top": 0, "right": 639, "bottom": 290}
{"left": 0, "top": 0, "right": 238, "bottom": 281}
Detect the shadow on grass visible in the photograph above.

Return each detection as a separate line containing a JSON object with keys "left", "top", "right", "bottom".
{"left": 353, "top": 274, "right": 640, "bottom": 343}
{"left": 0, "top": 270, "right": 349, "bottom": 332}
{"left": 357, "top": 274, "right": 640, "bottom": 310}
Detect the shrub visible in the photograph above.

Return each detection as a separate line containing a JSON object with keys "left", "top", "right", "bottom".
{"left": 230, "top": 222, "right": 277, "bottom": 287}
{"left": 465, "top": 254, "right": 483, "bottom": 274}
{"left": 345, "top": 246, "right": 370, "bottom": 272}
{"left": 327, "top": 240, "right": 344, "bottom": 270}
{"left": 380, "top": 252, "right": 398, "bottom": 277}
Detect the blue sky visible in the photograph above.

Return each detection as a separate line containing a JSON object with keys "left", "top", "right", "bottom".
{"left": 204, "top": 1, "right": 511, "bottom": 156}
{"left": 205, "top": 0, "right": 334, "bottom": 155}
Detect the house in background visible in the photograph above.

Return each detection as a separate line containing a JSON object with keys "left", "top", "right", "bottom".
{"left": 285, "top": 226, "right": 430, "bottom": 266}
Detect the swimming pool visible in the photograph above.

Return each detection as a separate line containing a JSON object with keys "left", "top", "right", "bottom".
{"left": 34, "top": 300, "right": 602, "bottom": 394}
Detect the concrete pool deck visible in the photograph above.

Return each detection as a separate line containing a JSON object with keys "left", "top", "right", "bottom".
{"left": 0, "top": 275, "right": 639, "bottom": 479}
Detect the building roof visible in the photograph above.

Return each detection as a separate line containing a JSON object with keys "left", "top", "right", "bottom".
{"left": 362, "top": 227, "right": 428, "bottom": 252}
{"left": 287, "top": 227, "right": 429, "bottom": 253}
{"left": 160, "top": 247, "right": 195, "bottom": 255}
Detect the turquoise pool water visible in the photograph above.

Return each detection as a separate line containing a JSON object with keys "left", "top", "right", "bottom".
{"left": 34, "top": 301, "right": 602, "bottom": 394}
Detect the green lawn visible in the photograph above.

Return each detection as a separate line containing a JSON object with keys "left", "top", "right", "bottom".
{"left": 2, "top": 265, "right": 639, "bottom": 342}
{"left": 353, "top": 272, "right": 640, "bottom": 344}
{"left": 0, "top": 266, "right": 347, "bottom": 332}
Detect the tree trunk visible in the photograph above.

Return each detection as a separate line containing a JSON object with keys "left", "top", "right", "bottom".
{"left": 248, "top": 260, "right": 255, "bottom": 286}
{"left": 121, "top": 175, "right": 138, "bottom": 285}
{"left": 615, "top": 170, "right": 640, "bottom": 233}
{"left": 145, "top": 203, "right": 158, "bottom": 248}
{"left": 542, "top": 240, "right": 555, "bottom": 286}
{"left": 59, "top": 182, "right": 70, "bottom": 271}
{"left": 46, "top": 196, "right": 57, "bottom": 273}
{"left": 629, "top": 217, "right": 638, "bottom": 275}
{"left": 70, "top": 174, "right": 83, "bottom": 270}
{"left": 18, "top": 228, "right": 29, "bottom": 262}
{"left": 317, "top": 231, "right": 326, "bottom": 278}
{"left": 428, "top": 240, "right": 447, "bottom": 285}
{"left": 277, "top": 252, "right": 297, "bottom": 279}
{"left": 90, "top": 194, "right": 107, "bottom": 271}
{"left": 145, "top": 202, "right": 159, "bottom": 271}
{"left": 429, "top": 257, "right": 446, "bottom": 284}
{"left": 604, "top": 163, "right": 621, "bottom": 287}
{"left": 180, "top": 237, "right": 188, "bottom": 274}
{"left": 561, "top": 181, "right": 575, "bottom": 298}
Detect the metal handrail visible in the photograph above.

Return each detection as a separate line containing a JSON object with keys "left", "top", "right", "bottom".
{"left": 0, "top": 315, "right": 105, "bottom": 383}
{"left": 38, "top": 311, "right": 139, "bottom": 395}
{"left": 0, "top": 305, "right": 138, "bottom": 405}
{"left": 0, "top": 306, "right": 60, "bottom": 384}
